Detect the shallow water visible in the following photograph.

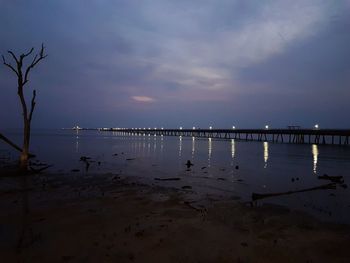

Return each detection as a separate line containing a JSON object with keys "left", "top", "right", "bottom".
{"left": 1, "top": 129, "right": 350, "bottom": 223}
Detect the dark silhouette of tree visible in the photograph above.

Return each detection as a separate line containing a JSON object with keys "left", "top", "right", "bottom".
{"left": 1, "top": 44, "right": 47, "bottom": 170}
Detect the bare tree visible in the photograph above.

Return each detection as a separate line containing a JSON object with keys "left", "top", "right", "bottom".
{"left": 1, "top": 44, "right": 47, "bottom": 170}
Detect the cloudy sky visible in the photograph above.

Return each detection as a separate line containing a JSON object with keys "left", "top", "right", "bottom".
{"left": 0, "top": 0, "right": 349, "bottom": 129}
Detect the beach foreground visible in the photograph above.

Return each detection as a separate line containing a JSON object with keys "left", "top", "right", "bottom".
{"left": 1, "top": 170, "right": 350, "bottom": 263}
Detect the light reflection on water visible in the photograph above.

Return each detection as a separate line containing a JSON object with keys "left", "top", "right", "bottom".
{"left": 312, "top": 144, "right": 319, "bottom": 174}
{"left": 231, "top": 139, "right": 235, "bottom": 160}
{"left": 179, "top": 136, "right": 182, "bottom": 157}
{"left": 75, "top": 129, "right": 79, "bottom": 153}
{"left": 160, "top": 135, "right": 164, "bottom": 154}
{"left": 263, "top": 141, "right": 269, "bottom": 168}
{"left": 191, "top": 137, "right": 195, "bottom": 161}
{"left": 208, "top": 138, "right": 212, "bottom": 167}
{"left": 1, "top": 129, "right": 350, "bottom": 223}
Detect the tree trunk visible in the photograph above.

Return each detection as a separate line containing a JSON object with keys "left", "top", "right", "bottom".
{"left": 20, "top": 117, "right": 31, "bottom": 170}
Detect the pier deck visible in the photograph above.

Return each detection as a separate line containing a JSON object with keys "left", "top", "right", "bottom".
{"left": 93, "top": 128, "right": 350, "bottom": 145}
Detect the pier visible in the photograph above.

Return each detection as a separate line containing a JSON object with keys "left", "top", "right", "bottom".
{"left": 92, "top": 128, "right": 350, "bottom": 146}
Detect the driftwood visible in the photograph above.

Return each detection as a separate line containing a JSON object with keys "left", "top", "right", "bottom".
{"left": 0, "top": 133, "right": 35, "bottom": 158}
{"left": 252, "top": 183, "right": 336, "bottom": 201}
{"left": 29, "top": 164, "right": 53, "bottom": 173}
{"left": 318, "top": 174, "right": 344, "bottom": 183}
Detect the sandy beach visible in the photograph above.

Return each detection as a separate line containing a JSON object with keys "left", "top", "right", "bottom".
{"left": 1, "top": 168, "right": 350, "bottom": 263}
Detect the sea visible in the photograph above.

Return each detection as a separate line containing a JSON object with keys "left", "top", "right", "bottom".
{"left": 1, "top": 129, "right": 350, "bottom": 224}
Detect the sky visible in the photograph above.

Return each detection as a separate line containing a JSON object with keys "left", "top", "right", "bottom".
{"left": 0, "top": 0, "right": 349, "bottom": 129}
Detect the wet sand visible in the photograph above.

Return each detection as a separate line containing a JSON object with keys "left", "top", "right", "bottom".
{"left": 1, "top": 169, "right": 350, "bottom": 263}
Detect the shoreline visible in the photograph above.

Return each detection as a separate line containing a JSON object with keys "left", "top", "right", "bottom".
{"left": 1, "top": 169, "right": 350, "bottom": 262}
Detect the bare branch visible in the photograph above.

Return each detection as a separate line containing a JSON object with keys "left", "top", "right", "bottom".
{"left": 23, "top": 44, "right": 47, "bottom": 84}
{"left": 22, "top": 47, "right": 34, "bottom": 58}
{"left": 40, "top": 43, "right": 44, "bottom": 57}
{"left": 30, "top": 90, "right": 36, "bottom": 117}
{"left": 18, "top": 48, "right": 34, "bottom": 72}
{"left": 7, "top": 50, "right": 19, "bottom": 64}
{"left": 31, "top": 55, "right": 38, "bottom": 65}
{"left": 2, "top": 55, "right": 19, "bottom": 76}
{"left": 28, "top": 89, "right": 36, "bottom": 122}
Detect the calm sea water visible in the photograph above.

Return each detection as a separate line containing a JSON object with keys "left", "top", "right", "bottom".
{"left": 1, "top": 129, "right": 350, "bottom": 223}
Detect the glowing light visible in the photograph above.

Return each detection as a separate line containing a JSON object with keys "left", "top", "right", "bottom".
{"left": 192, "top": 126, "right": 196, "bottom": 130}
{"left": 161, "top": 127, "right": 164, "bottom": 130}
{"left": 314, "top": 124, "right": 319, "bottom": 129}
{"left": 180, "top": 126, "right": 183, "bottom": 130}
{"left": 265, "top": 125, "right": 269, "bottom": 129}
{"left": 232, "top": 126, "right": 236, "bottom": 129}
{"left": 209, "top": 126, "right": 212, "bottom": 130}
